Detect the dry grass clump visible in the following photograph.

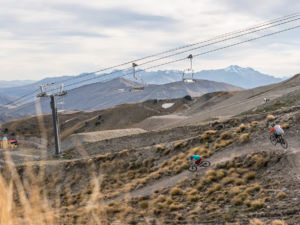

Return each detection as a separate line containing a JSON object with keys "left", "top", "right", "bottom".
{"left": 236, "top": 123, "right": 246, "bottom": 133}
{"left": 271, "top": 220, "right": 287, "bottom": 225}
{"left": 205, "top": 169, "right": 217, "bottom": 177}
{"left": 250, "top": 219, "right": 265, "bottom": 225}
{"left": 231, "top": 195, "right": 243, "bottom": 206}
{"left": 250, "top": 199, "right": 265, "bottom": 209}
{"left": 220, "top": 131, "right": 232, "bottom": 140}
{"left": 244, "top": 171, "right": 256, "bottom": 181}
{"left": 236, "top": 168, "right": 248, "bottom": 175}
{"left": 239, "top": 133, "right": 250, "bottom": 143}
{"left": 245, "top": 184, "right": 261, "bottom": 194}
{"left": 206, "top": 184, "right": 222, "bottom": 195}
{"left": 266, "top": 114, "right": 275, "bottom": 121}
{"left": 221, "top": 177, "right": 235, "bottom": 185}
{"left": 170, "top": 187, "right": 184, "bottom": 196}
{"left": 276, "top": 191, "right": 287, "bottom": 199}
{"left": 282, "top": 123, "right": 290, "bottom": 129}
{"left": 169, "top": 203, "right": 184, "bottom": 211}
{"left": 251, "top": 154, "right": 268, "bottom": 169}
{"left": 251, "top": 121, "right": 259, "bottom": 128}
{"left": 200, "top": 130, "right": 217, "bottom": 142}
{"left": 119, "top": 149, "right": 129, "bottom": 157}
{"left": 229, "top": 186, "right": 242, "bottom": 196}
{"left": 139, "top": 201, "right": 149, "bottom": 209}
{"left": 156, "top": 144, "right": 165, "bottom": 151}
{"left": 234, "top": 178, "right": 245, "bottom": 186}
{"left": 213, "top": 139, "right": 233, "bottom": 150}
{"left": 105, "top": 201, "right": 124, "bottom": 216}
{"left": 174, "top": 141, "right": 188, "bottom": 149}
{"left": 187, "top": 193, "right": 201, "bottom": 202}
{"left": 216, "top": 169, "right": 227, "bottom": 179}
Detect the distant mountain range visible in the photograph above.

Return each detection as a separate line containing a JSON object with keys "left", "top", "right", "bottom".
{"left": 0, "top": 80, "right": 35, "bottom": 88}
{"left": 0, "top": 94, "right": 15, "bottom": 105}
{"left": 0, "top": 66, "right": 285, "bottom": 102}
{"left": 123, "top": 65, "right": 284, "bottom": 88}
{"left": 0, "top": 77, "right": 242, "bottom": 121}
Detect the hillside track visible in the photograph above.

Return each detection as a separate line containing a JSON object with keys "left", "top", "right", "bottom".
{"left": 111, "top": 132, "right": 299, "bottom": 201}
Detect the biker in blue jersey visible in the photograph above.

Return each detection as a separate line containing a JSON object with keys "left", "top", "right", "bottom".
{"left": 189, "top": 155, "right": 203, "bottom": 165}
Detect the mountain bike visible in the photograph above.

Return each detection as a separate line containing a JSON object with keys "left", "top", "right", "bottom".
{"left": 188, "top": 160, "right": 211, "bottom": 172}
{"left": 270, "top": 134, "right": 288, "bottom": 149}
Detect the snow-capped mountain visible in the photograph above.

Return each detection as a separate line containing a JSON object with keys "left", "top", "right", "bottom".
{"left": 194, "top": 65, "right": 284, "bottom": 88}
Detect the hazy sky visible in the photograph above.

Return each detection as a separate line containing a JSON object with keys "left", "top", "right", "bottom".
{"left": 1, "top": 0, "right": 300, "bottom": 80}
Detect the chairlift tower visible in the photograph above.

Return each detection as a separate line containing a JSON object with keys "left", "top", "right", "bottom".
{"left": 37, "top": 83, "right": 67, "bottom": 156}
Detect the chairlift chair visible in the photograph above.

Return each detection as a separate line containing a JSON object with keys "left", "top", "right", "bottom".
{"left": 130, "top": 63, "right": 145, "bottom": 92}
{"left": 182, "top": 54, "right": 195, "bottom": 83}
{"left": 182, "top": 69, "right": 195, "bottom": 83}
{"left": 57, "top": 95, "right": 65, "bottom": 113}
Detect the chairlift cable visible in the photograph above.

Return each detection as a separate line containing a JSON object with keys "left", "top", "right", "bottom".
{"left": 140, "top": 24, "right": 300, "bottom": 72}
{"left": 136, "top": 16, "right": 300, "bottom": 67}
{"left": 47, "top": 13, "right": 300, "bottom": 86}
{"left": 55, "top": 16, "right": 300, "bottom": 92}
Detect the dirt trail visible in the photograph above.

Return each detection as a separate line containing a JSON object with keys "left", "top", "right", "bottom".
{"left": 113, "top": 135, "right": 299, "bottom": 201}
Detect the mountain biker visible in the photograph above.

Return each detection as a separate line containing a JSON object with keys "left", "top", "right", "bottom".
{"left": 269, "top": 123, "right": 284, "bottom": 139}
{"left": 189, "top": 155, "right": 203, "bottom": 165}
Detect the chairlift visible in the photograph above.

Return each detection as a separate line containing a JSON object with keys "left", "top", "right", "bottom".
{"left": 182, "top": 54, "right": 195, "bottom": 83}
{"left": 57, "top": 95, "right": 65, "bottom": 113}
{"left": 130, "top": 63, "right": 145, "bottom": 92}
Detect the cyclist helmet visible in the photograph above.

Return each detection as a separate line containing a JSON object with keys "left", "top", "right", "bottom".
{"left": 189, "top": 155, "right": 193, "bottom": 160}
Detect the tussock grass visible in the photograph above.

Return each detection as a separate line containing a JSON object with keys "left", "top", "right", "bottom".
{"left": 220, "top": 131, "right": 232, "bottom": 140}
{"left": 139, "top": 201, "right": 149, "bottom": 209}
{"left": 170, "top": 187, "right": 184, "bottom": 196}
{"left": 174, "top": 141, "right": 188, "bottom": 149}
{"left": 271, "top": 220, "right": 287, "bottom": 225}
{"left": 206, "top": 184, "right": 221, "bottom": 195}
{"left": 252, "top": 154, "right": 268, "bottom": 169}
{"left": 244, "top": 171, "right": 256, "bottom": 181}
{"left": 200, "top": 130, "right": 217, "bottom": 142}
{"left": 156, "top": 144, "right": 165, "bottom": 151}
{"left": 250, "top": 199, "right": 265, "bottom": 209}
{"left": 266, "top": 114, "right": 275, "bottom": 121}
{"left": 276, "top": 191, "right": 287, "bottom": 199}
{"left": 282, "top": 123, "right": 290, "bottom": 129}
{"left": 169, "top": 203, "right": 184, "bottom": 211}
{"left": 213, "top": 139, "right": 233, "bottom": 150}
{"left": 239, "top": 133, "right": 250, "bottom": 143}
{"left": 221, "top": 177, "right": 235, "bottom": 185}
{"left": 236, "top": 123, "right": 246, "bottom": 133}
{"left": 251, "top": 121, "right": 259, "bottom": 128}
{"left": 119, "top": 149, "right": 129, "bottom": 157}
{"left": 216, "top": 169, "right": 227, "bottom": 179}
{"left": 231, "top": 195, "right": 243, "bottom": 206}
{"left": 245, "top": 184, "right": 261, "bottom": 195}
{"left": 250, "top": 219, "right": 265, "bottom": 225}
{"left": 205, "top": 169, "right": 217, "bottom": 177}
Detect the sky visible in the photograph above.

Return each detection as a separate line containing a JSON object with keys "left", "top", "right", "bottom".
{"left": 1, "top": 0, "right": 300, "bottom": 80}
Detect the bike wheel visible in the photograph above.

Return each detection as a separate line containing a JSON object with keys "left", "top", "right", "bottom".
{"left": 270, "top": 134, "right": 277, "bottom": 146}
{"left": 280, "top": 138, "right": 288, "bottom": 149}
{"left": 188, "top": 164, "right": 197, "bottom": 172}
{"left": 200, "top": 160, "right": 211, "bottom": 167}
